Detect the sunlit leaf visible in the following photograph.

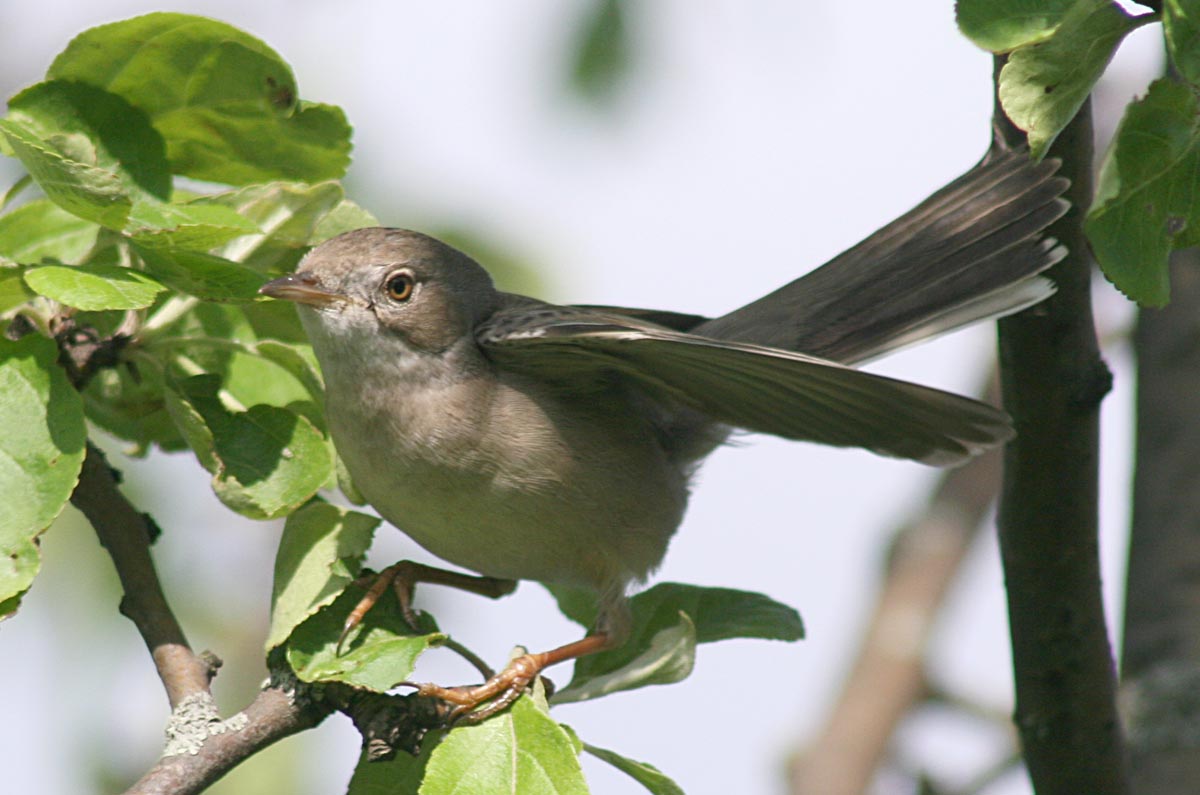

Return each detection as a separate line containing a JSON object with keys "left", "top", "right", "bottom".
{"left": 126, "top": 198, "right": 259, "bottom": 250}
{"left": 422, "top": 693, "right": 588, "bottom": 795}
{"left": 553, "top": 612, "right": 695, "bottom": 704}
{"left": 0, "top": 335, "right": 86, "bottom": 615}
{"left": 137, "top": 247, "right": 266, "bottom": 302}
{"left": 49, "top": 12, "right": 352, "bottom": 184}
{"left": 583, "top": 744, "right": 684, "bottom": 795}
{"left": 200, "top": 181, "right": 346, "bottom": 269}
{"left": 4, "top": 80, "right": 170, "bottom": 198}
{"left": 0, "top": 199, "right": 100, "bottom": 265}
{"left": 286, "top": 582, "right": 443, "bottom": 691}
{"left": 0, "top": 267, "right": 34, "bottom": 314}
{"left": 24, "top": 263, "right": 166, "bottom": 310}
{"left": 312, "top": 198, "right": 379, "bottom": 244}
{"left": 164, "top": 373, "right": 331, "bottom": 519}
{"left": 998, "top": 0, "right": 1150, "bottom": 158}
{"left": 550, "top": 582, "right": 803, "bottom": 702}
{"left": 267, "top": 501, "right": 379, "bottom": 650}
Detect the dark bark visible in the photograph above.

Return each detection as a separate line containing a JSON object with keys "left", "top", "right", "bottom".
{"left": 1122, "top": 250, "right": 1200, "bottom": 793}
{"left": 993, "top": 61, "right": 1129, "bottom": 793}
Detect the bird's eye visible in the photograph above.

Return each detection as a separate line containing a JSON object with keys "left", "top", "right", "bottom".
{"left": 384, "top": 271, "right": 415, "bottom": 302}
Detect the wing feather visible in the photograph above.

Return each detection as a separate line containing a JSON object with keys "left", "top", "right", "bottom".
{"left": 478, "top": 307, "right": 1009, "bottom": 466}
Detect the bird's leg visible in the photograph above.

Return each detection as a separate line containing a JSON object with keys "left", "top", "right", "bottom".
{"left": 406, "top": 589, "right": 632, "bottom": 724}
{"left": 337, "top": 560, "right": 517, "bottom": 653}
{"left": 405, "top": 631, "right": 618, "bottom": 725}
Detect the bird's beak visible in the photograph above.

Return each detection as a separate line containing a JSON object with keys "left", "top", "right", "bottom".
{"left": 259, "top": 272, "right": 346, "bottom": 307}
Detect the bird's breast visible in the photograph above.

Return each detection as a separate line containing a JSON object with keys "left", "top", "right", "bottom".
{"left": 322, "top": 361, "right": 689, "bottom": 593}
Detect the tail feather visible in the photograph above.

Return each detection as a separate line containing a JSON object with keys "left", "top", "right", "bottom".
{"left": 696, "top": 147, "right": 1069, "bottom": 364}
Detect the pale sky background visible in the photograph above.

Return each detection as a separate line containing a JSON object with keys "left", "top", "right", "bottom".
{"left": 0, "top": 3, "right": 1163, "bottom": 794}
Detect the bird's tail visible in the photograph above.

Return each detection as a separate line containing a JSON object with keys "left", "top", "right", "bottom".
{"left": 696, "top": 145, "right": 1069, "bottom": 365}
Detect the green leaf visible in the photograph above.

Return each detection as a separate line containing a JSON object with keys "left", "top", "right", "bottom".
{"left": 0, "top": 335, "right": 87, "bottom": 615}
{"left": 3, "top": 80, "right": 170, "bottom": 199}
{"left": 422, "top": 694, "right": 589, "bottom": 795}
{"left": 49, "top": 12, "right": 352, "bottom": 185}
{"left": 346, "top": 738, "right": 443, "bottom": 795}
{"left": 251, "top": 340, "right": 326, "bottom": 415}
{"left": 137, "top": 247, "right": 267, "bottom": 302}
{"left": 164, "top": 373, "right": 331, "bottom": 519}
{"left": 956, "top": 0, "right": 1078, "bottom": 52}
{"left": 200, "top": 181, "right": 347, "bottom": 269}
{"left": 150, "top": 305, "right": 325, "bottom": 436}
{"left": 1166, "top": 0, "right": 1200, "bottom": 88}
{"left": 0, "top": 266, "right": 35, "bottom": 314}
{"left": 1087, "top": 78, "right": 1200, "bottom": 306}
{"left": 550, "top": 583, "right": 803, "bottom": 703}
{"left": 0, "top": 199, "right": 101, "bottom": 264}
{"left": 336, "top": 452, "right": 366, "bottom": 506}
{"left": 569, "top": 0, "right": 630, "bottom": 103}
{"left": 125, "top": 198, "right": 259, "bottom": 250}
{"left": 1, "top": 175, "right": 33, "bottom": 211}
{"left": 267, "top": 501, "right": 379, "bottom": 650}
{"left": 81, "top": 360, "right": 185, "bottom": 454}
{"left": 552, "top": 582, "right": 805, "bottom": 643}
{"left": 583, "top": 744, "right": 684, "bottom": 795}
{"left": 286, "top": 582, "right": 444, "bottom": 691}
{"left": 998, "top": 0, "right": 1150, "bottom": 158}
{"left": 24, "top": 264, "right": 166, "bottom": 310}
{"left": 0, "top": 120, "right": 130, "bottom": 229}
{"left": 555, "top": 612, "right": 695, "bottom": 704}
{"left": 312, "top": 198, "right": 379, "bottom": 244}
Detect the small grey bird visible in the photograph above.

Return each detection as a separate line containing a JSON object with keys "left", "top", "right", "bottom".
{"left": 260, "top": 147, "right": 1067, "bottom": 720}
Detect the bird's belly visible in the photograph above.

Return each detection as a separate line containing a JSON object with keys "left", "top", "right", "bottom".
{"left": 328, "top": 390, "right": 687, "bottom": 594}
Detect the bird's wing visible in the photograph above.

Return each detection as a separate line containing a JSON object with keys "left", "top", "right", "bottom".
{"left": 568, "top": 304, "right": 711, "bottom": 332}
{"left": 477, "top": 305, "right": 1009, "bottom": 467}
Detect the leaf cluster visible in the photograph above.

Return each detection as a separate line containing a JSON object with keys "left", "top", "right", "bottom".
{"left": 0, "top": 13, "right": 805, "bottom": 794}
{"left": 958, "top": 0, "right": 1200, "bottom": 305}
{"left": 0, "top": 11, "right": 365, "bottom": 616}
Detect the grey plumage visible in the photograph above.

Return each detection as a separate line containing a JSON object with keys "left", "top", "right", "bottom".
{"left": 259, "top": 144, "right": 1068, "bottom": 711}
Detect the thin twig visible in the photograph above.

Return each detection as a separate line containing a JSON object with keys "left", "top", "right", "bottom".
{"left": 70, "top": 441, "right": 213, "bottom": 708}
{"left": 441, "top": 637, "right": 497, "bottom": 680}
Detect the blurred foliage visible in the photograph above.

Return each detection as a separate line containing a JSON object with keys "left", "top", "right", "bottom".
{"left": 568, "top": 0, "right": 632, "bottom": 105}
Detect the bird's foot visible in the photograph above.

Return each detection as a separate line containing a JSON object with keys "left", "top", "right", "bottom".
{"left": 403, "top": 632, "right": 614, "bottom": 724}
{"left": 403, "top": 652, "right": 549, "bottom": 725}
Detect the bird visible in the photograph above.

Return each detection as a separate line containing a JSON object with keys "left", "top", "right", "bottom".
{"left": 259, "top": 145, "right": 1068, "bottom": 722}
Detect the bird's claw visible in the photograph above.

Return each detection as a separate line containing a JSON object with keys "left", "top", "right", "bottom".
{"left": 398, "top": 653, "right": 548, "bottom": 725}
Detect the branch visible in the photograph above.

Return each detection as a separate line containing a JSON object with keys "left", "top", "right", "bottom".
{"left": 1121, "top": 247, "right": 1200, "bottom": 792}
{"left": 126, "top": 684, "right": 327, "bottom": 795}
{"left": 70, "top": 441, "right": 214, "bottom": 708}
{"left": 125, "top": 674, "right": 447, "bottom": 795}
{"left": 790, "top": 381, "right": 1003, "bottom": 794}
{"left": 992, "top": 61, "right": 1129, "bottom": 793}
{"left": 69, "top": 440, "right": 450, "bottom": 792}
{"left": 60, "top": 328, "right": 452, "bottom": 792}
